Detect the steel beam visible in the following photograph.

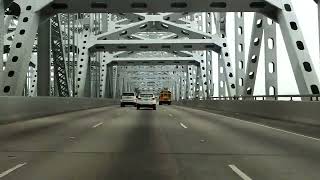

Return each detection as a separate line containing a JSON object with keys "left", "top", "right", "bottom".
{"left": 235, "top": 12, "right": 246, "bottom": 96}
{"left": 195, "top": 65, "right": 203, "bottom": 98}
{"left": 75, "top": 28, "right": 91, "bottom": 97}
{"left": 99, "top": 52, "right": 112, "bottom": 98}
{"left": 264, "top": 17, "right": 278, "bottom": 95}
{"left": 91, "top": 39, "right": 221, "bottom": 52}
{"left": 318, "top": 1, "right": 320, "bottom": 63}
{"left": 0, "top": 1, "right": 40, "bottom": 96}
{"left": 43, "top": 0, "right": 281, "bottom": 13}
{"left": 218, "top": 53, "right": 226, "bottom": 97}
{"left": 215, "top": 12, "right": 236, "bottom": 96}
{"left": 28, "top": 54, "right": 37, "bottom": 96}
{"left": 97, "top": 20, "right": 151, "bottom": 40}
{"left": 206, "top": 12, "right": 214, "bottom": 97}
{"left": 51, "top": 14, "right": 70, "bottom": 97}
{"left": 0, "top": 0, "right": 4, "bottom": 73}
{"left": 278, "top": 0, "right": 320, "bottom": 94}
{"left": 158, "top": 20, "right": 219, "bottom": 39}
{"left": 110, "top": 57, "right": 199, "bottom": 66}
{"left": 194, "top": 13, "right": 207, "bottom": 99}
{"left": 37, "top": 19, "right": 51, "bottom": 96}
{"left": 243, "top": 13, "right": 264, "bottom": 95}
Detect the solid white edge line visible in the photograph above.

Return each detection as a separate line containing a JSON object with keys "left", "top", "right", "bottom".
{"left": 184, "top": 106, "right": 320, "bottom": 142}
{"left": 228, "top": 116, "right": 320, "bottom": 142}
{"left": 180, "top": 122, "right": 188, "bottom": 129}
{"left": 0, "top": 163, "right": 27, "bottom": 178}
{"left": 228, "top": 164, "right": 252, "bottom": 180}
{"left": 92, "top": 122, "right": 104, "bottom": 128}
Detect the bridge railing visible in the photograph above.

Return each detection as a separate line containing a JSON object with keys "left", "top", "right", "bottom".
{"left": 210, "top": 95, "right": 320, "bottom": 102}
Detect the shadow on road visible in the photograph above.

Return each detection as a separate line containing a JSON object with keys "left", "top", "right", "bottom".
{"left": 100, "top": 111, "right": 180, "bottom": 180}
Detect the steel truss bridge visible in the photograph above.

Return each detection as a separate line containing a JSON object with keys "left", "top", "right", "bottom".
{"left": 0, "top": 0, "right": 319, "bottom": 98}
{"left": 1, "top": 0, "right": 320, "bottom": 179}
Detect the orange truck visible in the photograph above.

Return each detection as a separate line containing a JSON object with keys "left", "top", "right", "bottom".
{"left": 159, "top": 90, "right": 172, "bottom": 105}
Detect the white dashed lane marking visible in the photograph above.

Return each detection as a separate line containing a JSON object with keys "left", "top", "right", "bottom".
{"left": 0, "top": 163, "right": 27, "bottom": 178}
{"left": 229, "top": 164, "right": 252, "bottom": 180}
{"left": 92, "top": 122, "right": 104, "bottom": 128}
{"left": 179, "top": 122, "right": 188, "bottom": 129}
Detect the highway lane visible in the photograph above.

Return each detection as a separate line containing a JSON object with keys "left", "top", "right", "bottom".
{"left": 0, "top": 105, "right": 320, "bottom": 179}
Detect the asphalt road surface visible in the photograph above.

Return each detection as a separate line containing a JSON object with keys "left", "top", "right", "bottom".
{"left": 0, "top": 105, "right": 320, "bottom": 180}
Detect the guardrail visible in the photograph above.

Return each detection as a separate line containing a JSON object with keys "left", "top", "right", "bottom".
{"left": 209, "top": 94, "right": 320, "bottom": 102}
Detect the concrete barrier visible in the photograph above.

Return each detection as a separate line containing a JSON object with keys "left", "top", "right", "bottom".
{"left": 0, "top": 96, "right": 118, "bottom": 123}
{"left": 174, "top": 100, "right": 320, "bottom": 126}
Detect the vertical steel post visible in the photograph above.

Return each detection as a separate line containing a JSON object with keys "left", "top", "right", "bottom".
{"left": 67, "top": 13, "right": 71, "bottom": 80}
{"left": 72, "top": 14, "right": 76, "bottom": 96}
{"left": 243, "top": 13, "right": 264, "bottom": 96}
{"left": 264, "top": 17, "right": 278, "bottom": 95}
{"left": 235, "top": 12, "right": 246, "bottom": 96}
{"left": 37, "top": 20, "right": 51, "bottom": 96}
{"left": 319, "top": 1, "right": 320, "bottom": 62}
{"left": 206, "top": 12, "right": 214, "bottom": 98}
{"left": 0, "top": 0, "right": 4, "bottom": 73}
{"left": 218, "top": 53, "right": 226, "bottom": 97}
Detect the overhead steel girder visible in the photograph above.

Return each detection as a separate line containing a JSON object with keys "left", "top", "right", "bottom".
{"left": 110, "top": 57, "right": 200, "bottom": 66}
{"left": 122, "top": 72, "right": 173, "bottom": 76}
{"left": 42, "top": 0, "right": 282, "bottom": 13}
{"left": 90, "top": 39, "right": 221, "bottom": 52}
{"left": 97, "top": 20, "right": 151, "bottom": 40}
{"left": 129, "top": 79, "right": 172, "bottom": 83}
{"left": 96, "top": 14, "right": 218, "bottom": 41}
{"left": 122, "top": 75, "right": 174, "bottom": 80}
{"left": 162, "top": 13, "right": 192, "bottom": 23}
{"left": 156, "top": 20, "right": 217, "bottom": 39}
{"left": 113, "top": 13, "right": 145, "bottom": 24}
{"left": 121, "top": 67, "right": 186, "bottom": 72}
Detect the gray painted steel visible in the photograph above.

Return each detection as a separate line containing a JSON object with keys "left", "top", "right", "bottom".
{"left": 37, "top": 20, "right": 51, "bottom": 96}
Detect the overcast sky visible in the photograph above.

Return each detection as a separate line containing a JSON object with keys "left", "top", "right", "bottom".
{"left": 218, "top": 0, "right": 319, "bottom": 96}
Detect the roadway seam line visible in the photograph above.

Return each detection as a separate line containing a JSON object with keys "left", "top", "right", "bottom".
{"left": 92, "top": 122, "right": 104, "bottom": 128}
{"left": 180, "top": 122, "right": 188, "bottom": 129}
{"left": 230, "top": 117, "right": 320, "bottom": 142}
{"left": 0, "top": 163, "right": 27, "bottom": 178}
{"left": 228, "top": 164, "right": 252, "bottom": 180}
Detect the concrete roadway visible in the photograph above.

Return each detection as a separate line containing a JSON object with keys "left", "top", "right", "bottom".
{"left": 0, "top": 105, "right": 320, "bottom": 179}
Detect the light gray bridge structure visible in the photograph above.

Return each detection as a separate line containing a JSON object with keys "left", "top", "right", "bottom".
{"left": 1, "top": 0, "right": 320, "bottom": 179}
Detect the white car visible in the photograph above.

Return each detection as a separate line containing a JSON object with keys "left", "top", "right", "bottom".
{"left": 136, "top": 93, "right": 157, "bottom": 110}
{"left": 120, "top": 92, "right": 137, "bottom": 107}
